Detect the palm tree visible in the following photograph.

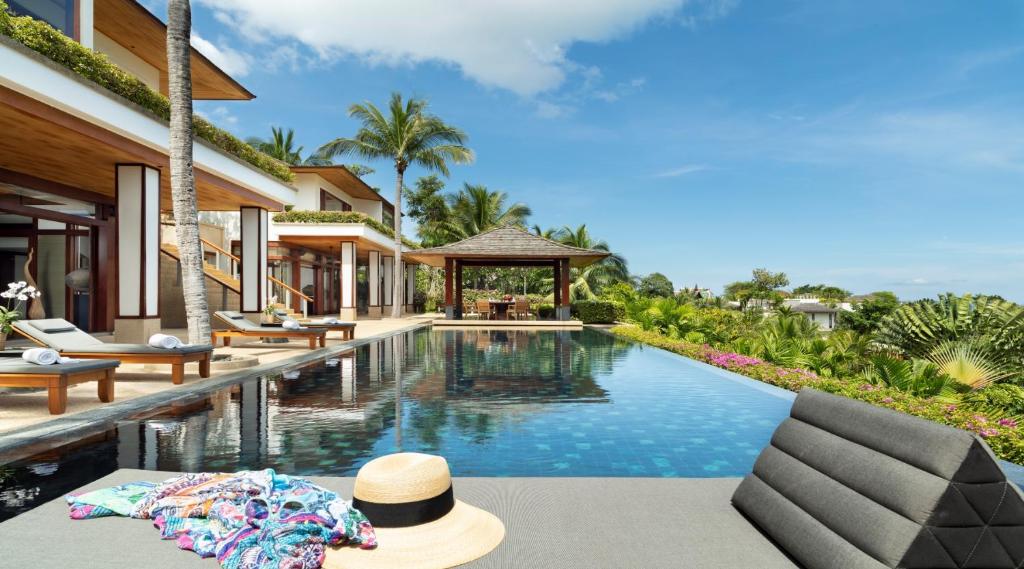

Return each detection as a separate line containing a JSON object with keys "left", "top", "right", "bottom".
{"left": 531, "top": 225, "right": 559, "bottom": 239}
{"left": 318, "top": 93, "right": 473, "bottom": 318}
{"left": 557, "top": 224, "right": 629, "bottom": 299}
{"left": 345, "top": 164, "right": 375, "bottom": 178}
{"left": 440, "top": 183, "right": 531, "bottom": 241}
{"left": 166, "top": 0, "right": 210, "bottom": 343}
{"left": 247, "top": 127, "right": 333, "bottom": 165}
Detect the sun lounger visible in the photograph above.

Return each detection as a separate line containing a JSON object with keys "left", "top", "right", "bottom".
{"left": 0, "top": 358, "right": 119, "bottom": 414}
{"left": 213, "top": 311, "right": 327, "bottom": 350}
{"left": 273, "top": 310, "right": 356, "bottom": 340}
{"left": 733, "top": 388, "right": 1024, "bottom": 568}
{"left": 12, "top": 319, "right": 212, "bottom": 385}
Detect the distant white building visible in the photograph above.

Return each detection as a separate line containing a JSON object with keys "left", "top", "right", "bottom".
{"left": 783, "top": 298, "right": 853, "bottom": 331}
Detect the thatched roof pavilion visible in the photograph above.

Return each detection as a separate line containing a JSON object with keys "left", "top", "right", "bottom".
{"left": 406, "top": 226, "right": 610, "bottom": 320}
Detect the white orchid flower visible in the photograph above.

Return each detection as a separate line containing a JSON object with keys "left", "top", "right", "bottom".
{"left": 16, "top": 294, "right": 27, "bottom": 301}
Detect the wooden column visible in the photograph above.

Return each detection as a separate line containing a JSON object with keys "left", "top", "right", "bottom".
{"left": 239, "top": 206, "right": 269, "bottom": 315}
{"left": 91, "top": 204, "right": 115, "bottom": 332}
{"left": 443, "top": 257, "right": 454, "bottom": 319}
{"left": 455, "top": 260, "right": 464, "bottom": 320}
{"left": 558, "top": 259, "right": 571, "bottom": 321}
{"left": 367, "top": 250, "right": 381, "bottom": 318}
{"left": 114, "top": 164, "right": 161, "bottom": 342}
{"left": 339, "top": 241, "right": 356, "bottom": 321}
{"left": 552, "top": 259, "right": 562, "bottom": 309}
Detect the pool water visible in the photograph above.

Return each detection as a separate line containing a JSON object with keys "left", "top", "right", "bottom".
{"left": 0, "top": 328, "right": 795, "bottom": 521}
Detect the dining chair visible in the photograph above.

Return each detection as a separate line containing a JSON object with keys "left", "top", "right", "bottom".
{"left": 476, "top": 298, "right": 492, "bottom": 320}
{"left": 463, "top": 301, "right": 480, "bottom": 320}
{"left": 514, "top": 296, "right": 533, "bottom": 320}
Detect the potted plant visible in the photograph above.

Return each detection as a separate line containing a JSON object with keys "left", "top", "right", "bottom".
{"left": 0, "top": 282, "right": 42, "bottom": 350}
{"left": 262, "top": 295, "right": 278, "bottom": 324}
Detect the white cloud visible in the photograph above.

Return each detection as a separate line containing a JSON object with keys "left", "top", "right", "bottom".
{"left": 195, "top": 105, "right": 239, "bottom": 126}
{"left": 191, "top": 33, "right": 252, "bottom": 77}
{"left": 535, "top": 101, "right": 576, "bottom": 119}
{"left": 196, "top": 0, "right": 727, "bottom": 96}
{"left": 654, "top": 164, "right": 709, "bottom": 177}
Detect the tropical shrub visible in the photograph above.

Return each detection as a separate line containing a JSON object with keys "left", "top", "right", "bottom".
{"left": 876, "top": 293, "right": 1024, "bottom": 383}
{"left": 571, "top": 300, "right": 624, "bottom": 324}
{"left": 0, "top": 4, "right": 293, "bottom": 183}
{"left": 837, "top": 291, "right": 899, "bottom": 335}
{"left": 610, "top": 325, "right": 1024, "bottom": 463}
{"left": 962, "top": 384, "right": 1024, "bottom": 416}
{"left": 537, "top": 304, "right": 555, "bottom": 319}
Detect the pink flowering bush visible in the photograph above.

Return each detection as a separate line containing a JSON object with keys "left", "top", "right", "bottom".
{"left": 611, "top": 325, "right": 1024, "bottom": 463}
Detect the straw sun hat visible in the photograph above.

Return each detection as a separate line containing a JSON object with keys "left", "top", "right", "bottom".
{"left": 324, "top": 453, "right": 505, "bottom": 569}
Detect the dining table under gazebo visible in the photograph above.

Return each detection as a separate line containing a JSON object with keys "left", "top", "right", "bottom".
{"left": 405, "top": 226, "right": 610, "bottom": 321}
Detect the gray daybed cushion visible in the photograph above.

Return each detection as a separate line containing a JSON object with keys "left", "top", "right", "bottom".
{"left": 13, "top": 319, "right": 211, "bottom": 354}
{"left": 0, "top": 358, "right": 120, "bottom": 374}
{"left": 215, "top": 311, "right": 320, "bottom": 334}
{"left": 59, "top": 343, "right": 212, "bottom": 355}
{"left": 733, "top": 388, "right": 1024, "bottom": 569}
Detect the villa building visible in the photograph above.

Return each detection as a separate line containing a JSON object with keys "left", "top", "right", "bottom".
{"left": 0, "top": 0, "right": 414, "bottom": 340}
{"left": 265, "top": 165, "right": 416, "bottom": 321}
{"left": 782, "top": 298, "right": 853, "bottom": 331}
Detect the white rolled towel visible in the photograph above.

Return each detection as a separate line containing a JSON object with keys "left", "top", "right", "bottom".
{"left": 23, "top": 347, "right": 60, "bottom": 365}
{"left": 321, "top": 317, "right": 338, "bottom": 325}
{"left": 149, "top": 334, "right": 183, "bottom": 349}
{"left": 281, "top": 320, "right": 301, "bottom": 330}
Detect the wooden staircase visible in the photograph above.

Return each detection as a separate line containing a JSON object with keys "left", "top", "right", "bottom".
{"left": 160, "top": 243, "right": 240, "bottom": 294}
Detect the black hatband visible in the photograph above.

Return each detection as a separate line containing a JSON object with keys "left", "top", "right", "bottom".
{"left": 352, "top": 484, "right": 455, "bottom": 528}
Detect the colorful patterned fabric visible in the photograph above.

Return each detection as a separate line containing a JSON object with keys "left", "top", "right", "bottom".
{"left": 66, "top": 470, "right": 376, "bottom": 569}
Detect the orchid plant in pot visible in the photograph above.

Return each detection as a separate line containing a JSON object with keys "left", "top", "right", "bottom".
{"left": 262, "top": 295, "right": 278, "bottom": 324}
{"left": 0, "top": 282, "right": 42, "bottom": 350}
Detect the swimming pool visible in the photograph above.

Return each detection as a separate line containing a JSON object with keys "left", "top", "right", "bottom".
{"left": 0, "top": 328, "right": 795, "bottom": 521}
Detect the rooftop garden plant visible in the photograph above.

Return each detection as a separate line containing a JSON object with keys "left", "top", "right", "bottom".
{"left": 271, "top": 210, "right": 419, "bottom": 248}
{"left": 0, "top": 1, "right": 293, "bottom": 183}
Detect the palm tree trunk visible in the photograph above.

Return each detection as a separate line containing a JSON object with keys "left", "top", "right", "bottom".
{"left": 391, "top": 168, "right": 404, "bottom": 318}
{"left": 167, "top": 0, "right": 211, "bottom": 344}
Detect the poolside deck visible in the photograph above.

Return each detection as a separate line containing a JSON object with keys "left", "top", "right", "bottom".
{"left": 0, "top": 469, "right": 796, "bottom": 568}
{"left": 0, "top": 315, "right": 435, "bottom": 435}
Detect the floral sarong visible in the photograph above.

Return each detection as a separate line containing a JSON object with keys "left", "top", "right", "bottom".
{"left": 66, "top": 470, "right": 376, "bottom": 569}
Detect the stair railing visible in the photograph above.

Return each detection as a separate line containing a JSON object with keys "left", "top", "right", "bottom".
{"left": 198, "top": 238, "right": 312, "bottom": 316}
{"left": 199, "top": 238, "right": 239, "bottom": 278}
{"left": 268, "top": 275, "right": 313, "bottom": 317}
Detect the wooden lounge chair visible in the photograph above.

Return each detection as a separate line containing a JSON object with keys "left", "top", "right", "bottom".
{"left": 273, "top": 310, "right": 356, "bottom": 340}
{"left": 0, "top": 358, "right": 119, "bottom": 414}
{"left": 213, "top": 311, "right": 326, "bottom": 349}
{"left": 13, "top": 319, "right": 212, "bottom": 385}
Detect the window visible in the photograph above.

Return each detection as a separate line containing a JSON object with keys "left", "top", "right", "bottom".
{"left": 8, "top": 0, "right": 76, "bottom": 38}
{"left": 320, "top": 189, "right": 352, "bottom": 212}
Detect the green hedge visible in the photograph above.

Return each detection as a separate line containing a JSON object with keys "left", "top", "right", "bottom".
{"left": 272, "top": 210, "right": 419, "bottom": 248}
{"left": 610, "top": 325, "right": 1024, "bottom": 463}
{"left": 0, "top": 2, "right": 293, "bottom": 183}
{"left": 572, "top": 300, "right": 624, "bottom": 323}
{"left": 537, "top": 303, "right": 555, "bottom": 319}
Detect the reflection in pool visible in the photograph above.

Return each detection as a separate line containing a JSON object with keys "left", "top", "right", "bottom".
{"left": 0, "top": 328, "right": 794, "bottom": 521}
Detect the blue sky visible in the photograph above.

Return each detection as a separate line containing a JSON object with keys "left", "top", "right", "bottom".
{"left": 155, "top": 0, "right": 1024, "bottom": 301}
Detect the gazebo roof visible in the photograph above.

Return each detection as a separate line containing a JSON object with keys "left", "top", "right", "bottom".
{"left": 406, "top": 226, "right": 610, "bottom": 268}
